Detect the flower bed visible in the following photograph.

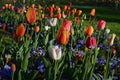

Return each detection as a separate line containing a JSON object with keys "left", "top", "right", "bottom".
{"left": 0, "top": 2, "right": 120, "bottom": 80}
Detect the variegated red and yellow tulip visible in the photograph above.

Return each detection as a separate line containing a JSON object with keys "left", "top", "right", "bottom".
{"left": 26, "top": 8, "right": 37, "bottom": 24}
{"left": 85, "top": 26, "right": 94, "bottom": 36}
{"left": 57, "top": 27, "right": 70, "bottom": 45}
{"left": 16, "top": 24, "right": 26, "bottom": 37}
{"left": 77, "top": 10, "right": 82, "bottom": 16}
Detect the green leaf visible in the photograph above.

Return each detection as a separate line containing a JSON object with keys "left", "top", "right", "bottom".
{"left": 45, "top": 34, "right": 49, "bottom": 45}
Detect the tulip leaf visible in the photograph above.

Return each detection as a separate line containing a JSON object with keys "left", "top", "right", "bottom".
{"left": 45, "top": 34, "right": 49, "bottom": 45}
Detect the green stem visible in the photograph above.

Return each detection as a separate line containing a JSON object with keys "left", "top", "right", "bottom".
{"left": 12, "top": 71, "right": 14, "bottom": 80}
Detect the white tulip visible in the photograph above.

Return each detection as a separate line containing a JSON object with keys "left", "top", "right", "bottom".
{"left": 109, "top": 33, "right": 116, "bottom": 46}
{"left": 45, "top": 26, "right": 50, "bottom": 30}
{"left": 49, "top": 18, "right": 57, "bottom": 27}
{"left": 48, "top": 46, "right": 62, "bottom": 60}
{"left": 106, "top": 28, "right": 110, "bottom": 34}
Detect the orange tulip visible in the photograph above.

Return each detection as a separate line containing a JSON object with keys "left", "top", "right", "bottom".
{"left": 57, "top": 12, "right": 61, "bottom": 19}
{"left": 77, "top": 10, "right": 82, "bottom": 16}
{"left": 32, "top": 4, "right": 35, "bottom": 8}
{"left": 85, "top": 26, "right": 94, "bottom": 36}
{"left": 41, "top": 13, "right": 45, "bottom": 19}
{"left": 57, "top": 28, "right": 70, "bottom": 45}
{"left": 63, "top": 5, "right": 67, "bottom": 11}
{"left": 26, "top": 8, "right": 37, "bottom": 24}
{"left": 34, "top": 26, "right": 40, "bottom": 32}
{"left": 90, "top": 9, "right": 95, "bottom": 16}
{"left": 5, "top": 4, "right": 8, "bottom": 8}
{"left": 16, "top": 24, "right": 26, "bottom": 37}
{"left": 74, "top": 8, "right": 77, "bottom": 13}
{"left": 11, "top": 63, "right": 16, "bottom": 72}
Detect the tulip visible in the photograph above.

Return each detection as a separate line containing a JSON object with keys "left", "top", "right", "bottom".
{"left": 90, "top": 9, "right": 96, "bottom": 16}
{"left": 5, "top": 4, "right": 8, "bottom": 8}
{"left": 16, "top": 24, "right": 26, "bottom": 37}
{"left": 85, "top": 26, "right": 94, "bottom": 36}
{"left": 62, "top": 19, "right": 72, "bottom": 32}
{"left": 77, "top": 10, "right": 82, "bottom": 16}
{"left": 75, "top": 17, "right": 80, "bottom": 24}
{"left": 62, "top": 11, "right": 66, "bottom": 18}
{"left": 32, "top": 4, "right": 35, "bottom": 8}
{"left": 109, "top": 34, "right": 116, "bottom": 46}
{"left": 11, "top": 63, "right": 16, "bottom": 72}
{"left": 112, "top": 49, "right": 116, "bottom": 55}
{"left": 48, "top": 45, "right": 62, "bottom": 60}
{"left": 86, "top": 37, "right": 97, "bottom": 49}
{"left": 34, "top": 26, "right": 40, "bottom": 32}
{"left": 105, "top": 28, "right": 110, "bottom": 34}
{"left": 49, "top": 18, "right": 57, "bottom": 27}
{"left": 57, "top": 28, "right": 70, "bottom": 45}
{"left": 98, "top": 20, "right": 106, "bottom": 30}
{"left": 2, "top": 6, "right": 5, "bottom": 10}
{"left": 63, "top": 5, "right": 67, "bottom": 11}
{"left": 41, "top": 13, "right": 45, "bottom": 19}
{"left": 57, "top": 12, "right": 61, "bottom": 19}
{"left": 49, "top": 7, "right": 53, "bottom": 15}
{"left": 2, "top": 23, "right": 7, "bottom": 30}
{"left": 38, "top": 4, "right": 42, "bottom": 9}
{"left": 26, "top": 8, "right": 37, "bottom": 24}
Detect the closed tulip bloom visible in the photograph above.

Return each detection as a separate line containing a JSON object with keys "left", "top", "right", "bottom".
{"left": 77, "top": 10, "right": 82, "bottom": 16}
{"left": 41, "top": 13, "right": 45, "bottom": 19}
{"left": 49, "top": 18, "right": 57, "bottom": 27}
{"left": 45, "top": 26, "right": 50, "bottom": 30}
{"left": 62, "top": 11, "right": 66, "bottom": 18}
{"left": 63, "top": 5, "right": 67, "bottom": 11}
{"left": 85, "top": 26, "right": 94, "bottom": 36}
{"left": 86, "top": 37, "right": 97, "bottom": 49}
{"left": 16, "top": 24, "right": 26, "bottom": 37}
{"left": 105, "top": 28, "right": 110, "bottom": 34}
{"left": 26, "top": 8, "right": 37, "bottom": 24}
{"left": 48, "top": 45, "right": 62, "bottom": 60}
{"left": 57, "top": 12, "right": 61, "bottom": 19}
{"left": 57, "top": 28, "right": 70, "bottom": 45}
{"left": 98, "top": 20, "right": 106, "bottom": 30}
{"left": 62, "top": 19, "right": 72, "bottom": 32}
{"left": 90, "top": 9, "right": 95, "bottom": 16}
{"left": 34, "top": 26, "right": 40, "bottom": 32}
{"left": 109, "top": 34, "right": 116, "bottom": 46}
{"left": 11, "top": 63, "right": 16, "bottom": 72}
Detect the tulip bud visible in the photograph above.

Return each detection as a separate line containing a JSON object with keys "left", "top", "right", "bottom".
{"left": 11, "top": 63, "right": 16, "bottom": 72}
{"left": 48, "top": 46, "right": 62, "bottom": 60}
{"left": 97, "top": 20, "right": 106, "bottom": 30}
{"left": 63, "top": 5, "right": 67, "bottom": 11}
{"left": 2, "top": 23, "right": 7, "bottom": 30}
{"left": 112, "top": 49, "right": 116, "bottom": 55}
{"left": 109, "top": 34, "right": 116, "bottom": 46}
{"left": 85, "top": 26, "right": 94, "bottom": 36}
{"left": 57, "top": 12, "right": 61, "bottom": 19}
{"left": 41, "top": 13, "right": 45, "bottom": 19}
{"left": 62, "top": 11, "right": 66, "bottom": 18}
{"left": 86, "top": 37, "right": 97, "bottom": 49}
{"left": 77, "top": 10, "right": 82, "bottom": 16}
{"left": 34, "top": 26, "right": 40, "bottom": 32}
{"left": 90, "top": 9, "right": 95, "bottom": 16}
{"left": 49, "top": 18, "right": 57, "bottom": 27}
{"left": 16, "top": 24, "right": 26, "bottom": 37}
{"left": 105, "top": 28, "right": 110, "bottom": 34}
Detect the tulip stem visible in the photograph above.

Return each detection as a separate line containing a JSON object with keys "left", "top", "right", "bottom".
{"left": 12, "top": 71, "right": 14, "bottom": 80}
{"left": 54, "top": 61, "right": 57, "bottom": 80}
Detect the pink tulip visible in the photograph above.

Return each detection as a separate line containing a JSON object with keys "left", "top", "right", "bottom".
{"left": 98, "top": 20, "right": 106, "bottom": 30}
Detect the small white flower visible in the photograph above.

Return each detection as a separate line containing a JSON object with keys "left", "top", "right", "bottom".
{"left": 106, "top": 28, "right": 110, "bottom": 34}
{"left": 49, "top": 18, "right": 57, "bottom": 27}
{"left": 45, "top": 26, "right": 50, "bottom": 30}
{"left": 48, "top": 45, "right": 62, "bottom": 60}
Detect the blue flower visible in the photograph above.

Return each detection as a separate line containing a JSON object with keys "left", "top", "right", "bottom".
{"left": 97, "top": 58, "right": 106, "bottom": 64}
{"left": 0, "top": 65, "right": 12, "bottom": 80}
{"left": 37, "top": 61, "right": 45, "bottom": 73}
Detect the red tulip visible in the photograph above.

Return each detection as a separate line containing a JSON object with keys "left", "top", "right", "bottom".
{"left": 61, "top": 19, "right": 72, "bottom": 32}
{"left": 85, "top": 26, "right": 94, "bottom": 36}
{"left": 2, "top": 23, "right": 7, "bottom": 30}
{"left": 98, "top": 20, "right": 106, "bottom": 30}
{"left": 26, "top": 8, "right": 37, "bottom": 24}
{"left": 16, "top": 24, "right": 26, "bottom": 37}
{"left": 86, "top": 37, "right": 97, "bottom": 49}
{"left": 11, "top": 63, "right": 16, "bottom": 72}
